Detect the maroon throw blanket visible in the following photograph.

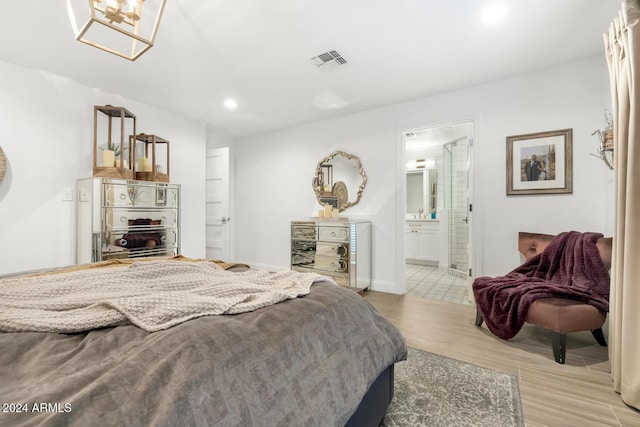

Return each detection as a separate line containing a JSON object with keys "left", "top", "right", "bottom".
{"left": 472, "top": 231, "right": 610, "bottom": 339}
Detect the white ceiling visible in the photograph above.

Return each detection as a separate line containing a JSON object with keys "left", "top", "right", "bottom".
{"left": 0, "top": 1, "right": 619, "bottom": 139}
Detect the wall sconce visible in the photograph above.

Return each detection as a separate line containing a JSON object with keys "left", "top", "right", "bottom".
{"left": 406, "top": 159, "right": 436, "bottom": 170}
{"left": 66, "top": 0, "right": 167, "bottom": 61}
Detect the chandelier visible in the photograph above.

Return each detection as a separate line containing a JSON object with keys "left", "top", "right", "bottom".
{"left": 66, "top": 0, "right": 167, "bottom": 61}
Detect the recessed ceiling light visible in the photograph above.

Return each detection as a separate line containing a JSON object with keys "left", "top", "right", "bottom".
{"left": 224, "top": 99, "right": 237, "bottom": 110}
{"left": 480, "top": 1, "right": 508, "bottom": 26}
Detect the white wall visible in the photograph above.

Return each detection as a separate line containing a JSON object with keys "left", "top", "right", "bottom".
{"left": 0, "top": 60, "right": 207, "bottom": 275}
{"left": 232, "top": 56, "right": 614, "bottom": 293}
{"left": 206, "top": 124, "right": 235, "bottom": 150}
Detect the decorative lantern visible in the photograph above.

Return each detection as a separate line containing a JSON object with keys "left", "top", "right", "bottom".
{"left": 133, "top": 133, "right": 170, "bottom": 182}
{"left": 66, "top": 0, "right": 167, "bottom": 61}
{"left": 93, "top": 105, "right": 135, "bottom": 179}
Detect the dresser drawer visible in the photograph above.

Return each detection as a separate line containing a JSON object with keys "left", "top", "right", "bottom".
{"left": 318, "top": 226, "right": 349, "bottom": 242}
{"left": 315, "top": 241, "right": 349, "bottom": 258}
{"left": 104, "top": 209, "right": 178, "bottom": 231}
{"left": 313, "top": 255, "right": 348, "bottom": 273}
{"left": 291, "top": 252, "right": 315, "bottom": 268}
{"left": 292, "top": 240, "right": 316, "bottom": 253}
{"left": 103, "top": 182, "right": 179, "bottom": 208}
{"left": 105, "top": 228, "right": 178, "bottom": 251}
{"left": 292, "top": 225, "right": 317, "bottom": 240}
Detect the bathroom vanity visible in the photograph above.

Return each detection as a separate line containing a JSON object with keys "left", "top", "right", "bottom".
{"left": 405, "top": 219, "right": 442, "bottom": 266}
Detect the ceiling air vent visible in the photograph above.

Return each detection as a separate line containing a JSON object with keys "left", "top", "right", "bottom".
{"left": 310, "top": 50, "right": 347, "bottom": 71}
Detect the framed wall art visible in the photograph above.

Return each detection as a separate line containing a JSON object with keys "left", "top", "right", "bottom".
{"left": 506, "top": 128, "right": 573, "bottom": 195}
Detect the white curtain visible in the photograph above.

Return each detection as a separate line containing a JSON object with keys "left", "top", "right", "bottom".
{"left": 606, "top": 0, "right": 640, "bottom": 411}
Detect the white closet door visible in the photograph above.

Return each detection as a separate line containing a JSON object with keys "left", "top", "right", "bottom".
{"left": 205, "top": 147, "right": 230, "bottom": 260}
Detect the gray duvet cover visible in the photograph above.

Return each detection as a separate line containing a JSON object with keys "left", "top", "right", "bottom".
{"left": 0, "top": 282, "right": 406, "bottom": 426}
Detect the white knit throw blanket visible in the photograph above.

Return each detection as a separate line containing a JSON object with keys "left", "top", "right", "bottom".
{"left": 0, "top": 261, "right": 333, "bottom": 333}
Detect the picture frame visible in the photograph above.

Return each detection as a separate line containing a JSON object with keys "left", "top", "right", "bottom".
{"left": 506, "top": 128, "right": 573, "bottom": 195}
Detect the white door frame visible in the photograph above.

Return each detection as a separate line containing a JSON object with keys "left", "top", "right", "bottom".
{"left": 395, "top": 115, "right": 481, "bottom": 294}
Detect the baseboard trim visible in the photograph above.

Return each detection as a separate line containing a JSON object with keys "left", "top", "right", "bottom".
{"left": 370, "top": 279, "right": 403, "bottom": 295}
{"left": 406, "top": 259, "right": 439, "bottom": 267}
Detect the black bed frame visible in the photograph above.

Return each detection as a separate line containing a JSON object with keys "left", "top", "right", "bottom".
{"left": 345, "top": 364, "right": 395, "bottom": 426}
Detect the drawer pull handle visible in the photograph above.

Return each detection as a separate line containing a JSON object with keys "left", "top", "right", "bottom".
{"left": 119, "top": 193, "right": 127, "bottom": 200}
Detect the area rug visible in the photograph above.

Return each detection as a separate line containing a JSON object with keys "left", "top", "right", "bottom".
{"left": 381, "top": 348, "right": 524, "bottom": 427}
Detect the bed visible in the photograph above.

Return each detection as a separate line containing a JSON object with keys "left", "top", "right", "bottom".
{"left": 0, "top": 257, "right": 406, "bottom": 426}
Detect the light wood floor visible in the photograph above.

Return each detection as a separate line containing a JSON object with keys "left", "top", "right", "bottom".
{"left": 363, "top": 291, "right": 640, "bottom": 427}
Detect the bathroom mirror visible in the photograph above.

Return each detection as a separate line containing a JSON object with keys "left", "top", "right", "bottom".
{"left": 312, "top": 151, "right": 367, "bottom": 211}
{"left": 406, "top": 168, "right": 437, "bottom": 215}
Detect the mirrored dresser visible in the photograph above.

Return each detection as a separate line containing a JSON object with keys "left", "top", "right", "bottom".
{"left": 291, "top": 219, "right": 371, "bottom": 292}
{"left": 77, "top": 178, "right": 180, "bottom": 263}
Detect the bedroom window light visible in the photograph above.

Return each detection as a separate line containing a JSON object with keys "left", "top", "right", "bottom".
{"left": 66, "top": 0, "right": 167, "bottom": 61}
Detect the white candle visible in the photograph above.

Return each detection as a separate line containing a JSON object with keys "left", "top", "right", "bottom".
{"left": 140, "top": 157, "right": 152, "bottom": 172}
{"left": 102, "top": 150, "right": 115, "bottom": 167}
{"left": 323, "top": 204, "right": 332, "bottom": 218}
{"left": 115, "top": 159, "right": 129, "bottom": 168}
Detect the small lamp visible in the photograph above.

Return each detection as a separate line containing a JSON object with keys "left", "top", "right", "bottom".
{"left": 66, "top": 0, "right": 167, "bottom": 61}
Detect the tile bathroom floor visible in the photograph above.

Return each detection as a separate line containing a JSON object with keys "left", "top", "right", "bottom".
{"left": 405, "top": 264, "right": 473, "bottom": 305}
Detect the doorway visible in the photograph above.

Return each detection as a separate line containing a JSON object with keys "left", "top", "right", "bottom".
{"left": 403, "top": 121, "right": 473, "bottom": 303}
